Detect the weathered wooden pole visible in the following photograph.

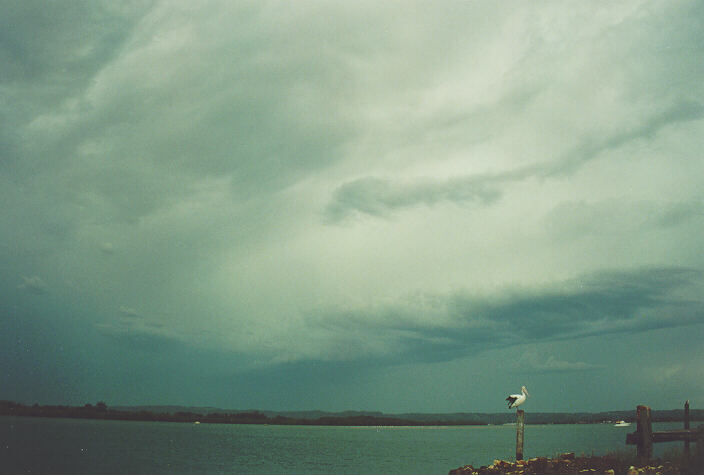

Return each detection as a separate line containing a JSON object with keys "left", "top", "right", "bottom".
{"left": 684, "top": 400, "right": 690, "bottom": 457}
{"left": 636, "top": 405, "right": 653, "bottom": 460}
{"left": 516, "top": 409, "right": 525, "bottom": 461}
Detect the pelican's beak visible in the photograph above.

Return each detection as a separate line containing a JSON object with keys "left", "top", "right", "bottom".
{"left": 524, "top": 388, "right": 530, "bottom": 397}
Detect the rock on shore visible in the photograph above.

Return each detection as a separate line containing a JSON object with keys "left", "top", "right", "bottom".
{"left": 449, "top": 452, "right": 689, "bottom": 474}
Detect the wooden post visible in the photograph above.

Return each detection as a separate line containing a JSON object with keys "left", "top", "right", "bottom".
{"left": 516, "top": 409, "right": 525, "bottom": 461}
{"left": 636, "top": 405, "right": 653, "bottom": 460}
{"left": 684, "top": 400, "right": 690, "bottom": 457}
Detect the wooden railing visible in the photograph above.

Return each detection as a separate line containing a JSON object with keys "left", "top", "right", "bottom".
{"left": 626, "top": 402, "right": 703, "bottom": 459}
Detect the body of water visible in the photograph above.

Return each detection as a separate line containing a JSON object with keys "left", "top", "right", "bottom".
{"left": 1, "top": 416, "right": 687, "bottom": 474}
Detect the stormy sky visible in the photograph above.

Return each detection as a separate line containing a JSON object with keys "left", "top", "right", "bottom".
{"left": 2, "top": 0, "right": 703, "bottom": 413}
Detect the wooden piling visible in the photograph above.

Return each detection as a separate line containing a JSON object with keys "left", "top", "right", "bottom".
{"left": 684, "top": 400, "right": 690, "bottom": 457}
{"left": 627, "top": 402, "right": 701, "bottom": 459}
{"left": 636, "top": 405, "right": 653, "bottom": 460}
{"left": 516, "top": 409, "right": 525, "bottom": 461}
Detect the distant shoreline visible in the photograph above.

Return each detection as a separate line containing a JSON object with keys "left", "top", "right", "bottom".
{"left": 2, "top": 400, "right": 702, "bottom": 427}
{"left": 0, "top": 401, "right": 483, "bottom": 426}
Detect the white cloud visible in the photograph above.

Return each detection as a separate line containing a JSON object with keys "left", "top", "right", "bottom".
{"left": 17, "top": 275, "right": 48, "bottom": 295}
{"left": 119, "top": 306, "right": 142, "bottom": 318}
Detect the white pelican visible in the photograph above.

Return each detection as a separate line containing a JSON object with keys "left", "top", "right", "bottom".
{"left": 506, "top": 386, "right": 529, "bottom": 409}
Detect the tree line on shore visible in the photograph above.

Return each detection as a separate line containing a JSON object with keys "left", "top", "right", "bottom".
{"left": 0, "top": 401, "right": 484, "bottom": 426}
{"left": 2, "top": 400, "right": 701, "bottom": 426}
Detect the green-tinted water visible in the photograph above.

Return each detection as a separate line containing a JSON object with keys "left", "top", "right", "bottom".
{"left": 1, "top": 416, "right": 686, "bottom": 474}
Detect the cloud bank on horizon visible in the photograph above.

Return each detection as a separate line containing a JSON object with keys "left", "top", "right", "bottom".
{"left": 1, "top": 0, "right": 703, "bottom": 412}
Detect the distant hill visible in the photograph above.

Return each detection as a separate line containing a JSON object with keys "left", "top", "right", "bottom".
{"left": 112, "top": 406, "right": 387, "bottom": 420}
{"left": 111, "top": 405, "right": 704, "bottom": 425}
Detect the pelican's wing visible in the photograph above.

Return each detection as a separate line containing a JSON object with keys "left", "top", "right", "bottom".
{"left": 506, "top": 396, "right": 518, "bottom": 407}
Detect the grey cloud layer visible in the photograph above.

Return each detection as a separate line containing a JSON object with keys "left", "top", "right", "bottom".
{"left": 325, "top": 99, "right": 704, "bottom": 222}
{"left": 546, "top": 100, "right": 704, "bottom": 177}
{"left": 2, "top": 0, "right": 704, "bottom": 409}
{"left": 308, "top": 267, "right": 704, "bottom": 364}
{"left": 324, "top": 176, "right": 503, "bottom": 222}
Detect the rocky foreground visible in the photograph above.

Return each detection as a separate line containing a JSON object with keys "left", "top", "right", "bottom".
{"left": 449, "top": 452, "right": 700, "bottom": 474}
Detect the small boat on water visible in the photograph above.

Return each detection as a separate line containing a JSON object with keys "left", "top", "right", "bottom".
{"left": 614, "top": 420, "right": 631, "bottom": 427}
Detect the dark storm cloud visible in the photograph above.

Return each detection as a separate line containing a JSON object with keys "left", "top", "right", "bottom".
{"left": 458, "top": 267, "right": 702, "bottom": 340}
{"left": 310, "top": 267, "right": 704, "bottom": 364}
{"left": 0, "top": 1, "right": 152, "bottom": 174}
{"left": 0, "top": 1, "right": 150, "bottom": 83}
{"left": 2, "top": 0, "right": 352, "bottom": 229}
{"left": 2, "top": 0, "right": 703, "bottom": 411}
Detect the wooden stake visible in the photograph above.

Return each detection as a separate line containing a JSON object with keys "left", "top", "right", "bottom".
{"left": 684, "top": 400, "right": 690, "bottom": 457}
{"left": 636, "top": 405, "right": 652, "bottom": 460}
{"left": 516, "top": 409, "right": 525, "bottom": 461}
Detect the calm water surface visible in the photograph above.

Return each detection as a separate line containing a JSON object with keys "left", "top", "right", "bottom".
{"left": 1, "top": 416, "right": 686, "bottom": 474}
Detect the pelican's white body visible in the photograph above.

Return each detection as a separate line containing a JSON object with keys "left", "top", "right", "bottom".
{"left": 506, "top": 386, "right": 529, "bottom": 409}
